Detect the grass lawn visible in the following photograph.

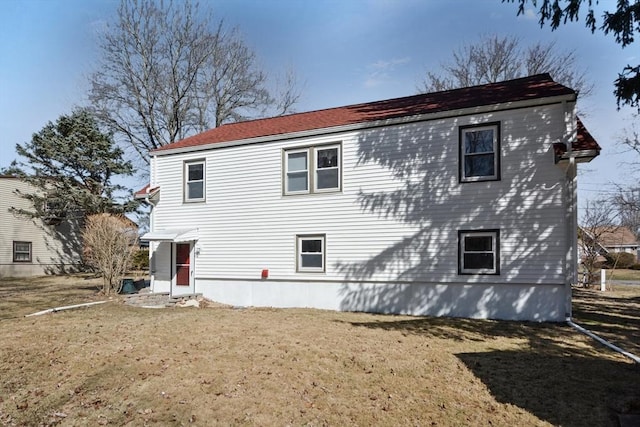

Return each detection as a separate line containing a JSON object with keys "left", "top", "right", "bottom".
{"left": 0, "top": 276, "right": 639, "bottom": 426}
{"left": 601, "top": 268, "right": 640, "bottom": 281}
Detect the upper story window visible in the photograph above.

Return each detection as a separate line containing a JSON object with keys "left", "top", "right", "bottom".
{"left": 284, "top": 144, "right": 341, "bottom": 195}
{"left": 458, "top": 230, "right": 500, "bottom": 275}
{"left": 13, "top": 241, "right": 32, "bottom": 263}
{"left": 184, "top": 160, "right": 205, "bottom": 202}
{"left": 459, "top": 123, "right": 500, "bottom": 182}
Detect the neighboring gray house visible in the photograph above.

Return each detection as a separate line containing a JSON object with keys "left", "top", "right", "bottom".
{"left": 0, "top": 176, "right": 83, "bottom": 277}
{"left": 137, "top": 74, "right": 600, "bottom": 321}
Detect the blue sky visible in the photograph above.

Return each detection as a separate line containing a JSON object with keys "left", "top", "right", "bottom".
{"left": 0, "top": 0, "right": 637, "bottom": 211}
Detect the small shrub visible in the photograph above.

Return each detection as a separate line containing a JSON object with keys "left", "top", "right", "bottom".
{"left": 83, "top": 213, "right": 138, "bottom": 295}
{"left": 630, "top": 263, "right": 640, "bottom": 270}
{"left": 604, "top": 252, "right": 636, "bottom": 269}
{"left": 131, "top": 248, "right": 149, "bottom": 270}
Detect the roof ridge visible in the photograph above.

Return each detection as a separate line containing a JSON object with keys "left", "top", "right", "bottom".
{"left": 219, "top": 73, "right": 557, "bottom": 128}
{"left": 153, "top": 73, "right": 573, "bottom": 154}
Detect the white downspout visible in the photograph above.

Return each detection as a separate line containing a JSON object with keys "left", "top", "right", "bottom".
{"left": 558, "top": 104, "right": 639, "bottom": 364}
{"left": 568, "top": 320, "right": 640, "bottom": 364}
{"left": 564, "top": 100, "right": 577, "bottom": 319}
{"left": 566, "top": 156, "right": 577, "bottom": 318}
{"left": 148, "top": 156, "right": 157, "bottom": 293}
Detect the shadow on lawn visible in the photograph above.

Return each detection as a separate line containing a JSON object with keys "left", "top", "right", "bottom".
{"left": 456, "top": 350, "right": 638, "bottom": 427}
{"left": 572, "top": 288, "right": 640, "bottom": 356}
{"left": 348, "top": 317, "right": 640, "bottom": 426}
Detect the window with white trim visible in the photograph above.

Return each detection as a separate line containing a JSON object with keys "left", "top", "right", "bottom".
{"left": 285, "top": 149, "right": 309, "bottom": 193}
{"left": 184, "top": 160, "right": 205, "bottom": 202}
{"left": 458, "top": 230, "right": 499, "bottom": 275}
{"left": 460, "top": 123, "right": 500, "bottom": 182}
{"left": 13, "top": 241, "right": 32, "bottom": 263}
{"left": 297, "top": 235, "right": 326, "bottom": 272}
{"left": 284, "top": 144, "right": 341, "bottom": 195}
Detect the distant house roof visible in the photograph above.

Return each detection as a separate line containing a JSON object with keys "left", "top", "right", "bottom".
{"left": 597, "top": 227, "right": 639, "bottom": 248}
{"left": 152, "top": 73, "right": 577, "bottom": 155}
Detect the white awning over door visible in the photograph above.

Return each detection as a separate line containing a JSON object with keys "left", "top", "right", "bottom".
{"left": 141, "top": 228, "right": 199, "bottom": 242}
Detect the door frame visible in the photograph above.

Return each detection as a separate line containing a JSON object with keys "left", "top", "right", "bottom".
{"left": 171, "top": 241, "right": 195, "bottom": 297}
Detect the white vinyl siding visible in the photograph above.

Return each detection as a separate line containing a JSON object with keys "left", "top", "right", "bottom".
{"left": 150, "top": 103, "right": 568, "bottom": 286}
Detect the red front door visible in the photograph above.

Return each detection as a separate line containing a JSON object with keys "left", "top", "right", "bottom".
{"left": 176, "top": 243, "right": 190, "bottom": 286}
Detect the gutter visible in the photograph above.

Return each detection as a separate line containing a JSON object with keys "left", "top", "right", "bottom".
{"left": 567, "top": 319, "right": 640, "bottom": 364}
{"left": 25, "top": 301, "right": 108, "bottom": 317}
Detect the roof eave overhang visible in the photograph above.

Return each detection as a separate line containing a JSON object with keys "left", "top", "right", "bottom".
{"left": 555, "top": 149, "right": 600, "bottom": 164}
{"left": 134, "top": 185, "right": 160, "bottom": 201}
{"left": 151, "top": 94, "right": 576, "bottom": 158}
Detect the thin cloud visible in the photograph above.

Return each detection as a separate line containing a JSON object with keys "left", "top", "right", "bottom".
{"left": 363, "top": 57, "right": 411, "bottom": 88}
{"left": 522, "top": 8, "right": 537, "bottom": 20}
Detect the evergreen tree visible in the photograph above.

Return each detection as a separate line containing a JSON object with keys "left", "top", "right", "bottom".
{"left": 506, "top": 0, "right": 640, "bottom": 110}
{"left": 3, "top": 109, "right": 137, "bottom": 221}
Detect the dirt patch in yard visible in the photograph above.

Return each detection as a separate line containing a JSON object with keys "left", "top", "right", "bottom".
{"left": 0, "top": 276, "right": 638, "bottom": 426}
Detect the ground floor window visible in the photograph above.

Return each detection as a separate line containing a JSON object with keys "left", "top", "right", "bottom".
{"left": 297, "top": 234, "right": 325, "bottom": 272}
{"left": 458, "top": 230, "right": 499, "bottom": 275}
{"left": 13, "top": 241, "right": 32, "bottom": 263}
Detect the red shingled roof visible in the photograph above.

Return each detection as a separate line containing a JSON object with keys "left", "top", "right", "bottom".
{"left": 574, "top": 118, "right": 601, "bottom": 151}
{"left": 134, "top": 184, "right": 160, "bottom": 199}
{"left": 553, "top": 117, "right": 601, "bottom": 158}
{"left": 153, "top": 73, "right": 575, "bottom": 153}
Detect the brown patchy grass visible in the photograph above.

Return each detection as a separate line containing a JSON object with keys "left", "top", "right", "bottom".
{"left": 572, "top": 284, "right": 640, "bottom": 357}
{"left": 0, "top": 277, "right": 638, "bottom": 426}
{"left": 0, "top": 275, "right": 106, "bottom": 320}
{"left": 603, "top": 268, "right": 640, "bottom": 281}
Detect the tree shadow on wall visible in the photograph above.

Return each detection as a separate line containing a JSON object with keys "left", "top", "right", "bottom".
{"left": 39, "top": 216, "right": 85, "bottom": 274}
{"left": 335, "top": 106, "right": 569, "bottom": 319}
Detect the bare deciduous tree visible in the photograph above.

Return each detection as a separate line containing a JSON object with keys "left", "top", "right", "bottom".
{"left": 579, "top": 198, "right": 617, "bottom": 286}
{"left": 418, "top": 34, "right": 592, "bottom": 98}
{"left": 83, "top": 213, "right": 138, "bottom": 295}
{"left": 89, "top": 0, "right": 300, "bottom": 164}
{"left": 612, "top": 115, "right": 640, "bottom": 238}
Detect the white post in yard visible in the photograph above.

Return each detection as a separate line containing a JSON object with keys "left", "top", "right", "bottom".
{"left": 600, "top": 269, "right": 606, "bottom": 291}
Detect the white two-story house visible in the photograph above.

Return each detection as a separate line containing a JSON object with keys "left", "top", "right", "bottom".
{"left": 138, "top": 74, "right": 600, "bottom": 321}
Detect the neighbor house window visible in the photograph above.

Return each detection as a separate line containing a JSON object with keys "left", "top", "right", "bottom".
{"left": 297, "top": 235, "right": 326, "bottom": 272}
{"left": 460, "top": 123, "right": 500, "bottom": 182}
{"left": 13, "top": 241, "right": 32, "bottom": 263}
{"left": 458, "top": 230, "right": 499, "bottom": 275}
{"left": 284, "top": 144, "right": 341, "bottom": 195}
{"left": 184, "top": 160, "right": 205, "bottom": 202}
